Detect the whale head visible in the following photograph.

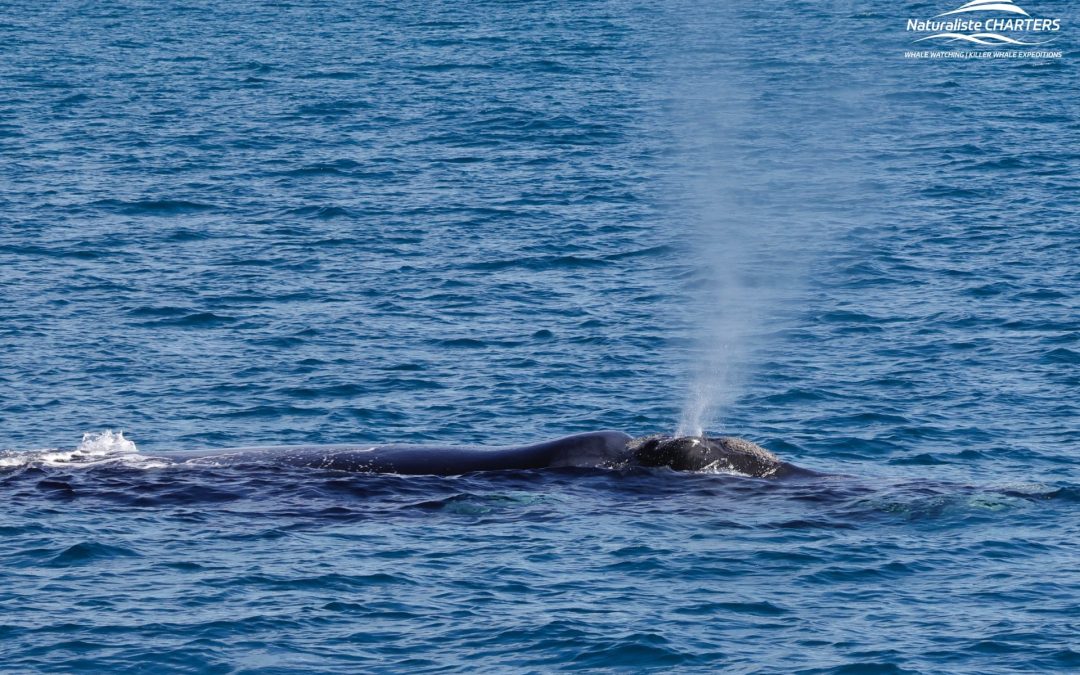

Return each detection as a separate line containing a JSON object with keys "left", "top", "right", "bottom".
{"left": 627, "top": 434, "right": 785, "bottom": 477}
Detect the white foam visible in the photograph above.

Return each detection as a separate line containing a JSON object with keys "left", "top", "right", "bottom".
{"left": 0, "top": 430, "right": 167, "bottom": 470}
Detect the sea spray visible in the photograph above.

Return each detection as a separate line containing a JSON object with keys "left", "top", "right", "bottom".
{"left": 0, "top": 430, "right": 163, "bottom": 470}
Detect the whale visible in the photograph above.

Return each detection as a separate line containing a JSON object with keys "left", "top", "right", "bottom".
{"left": 166, "top": 431, "right": 806, "bottom": 477}
{"left": 172, "top": 430, "right": 632, "bottom": 474}
{"left": 626, "top": 434, "right": 808, "bottom": 477}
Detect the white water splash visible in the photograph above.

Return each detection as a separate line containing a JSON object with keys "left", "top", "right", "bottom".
{"left": 0, "top": 430, "right": 167, "bottom": 469}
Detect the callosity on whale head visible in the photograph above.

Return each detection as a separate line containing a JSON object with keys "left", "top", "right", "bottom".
{"left": 627, "top": 434, "right": 787, "bottom": 477}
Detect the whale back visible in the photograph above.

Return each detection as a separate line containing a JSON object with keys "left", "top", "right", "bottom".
{"left": 349, "top": 430, "right": 633, "bottom": 474}
{"left": 169, "top": 431, "right": 805, "bottom": 477}
{"left": 175, "top": 431, "right": 634, "bottom": 475}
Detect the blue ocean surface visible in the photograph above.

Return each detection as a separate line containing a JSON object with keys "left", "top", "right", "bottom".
{"left": 1, "top": 0, "right": 1078, "bottom": 672}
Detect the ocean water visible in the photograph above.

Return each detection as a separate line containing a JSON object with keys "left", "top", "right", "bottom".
{"left": 1, "top": 0, "right": 1078, "bottom": 672}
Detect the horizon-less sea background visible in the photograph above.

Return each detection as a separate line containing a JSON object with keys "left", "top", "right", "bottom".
{"left": 1, "top": 1, "right": 1078, "bottom": 672}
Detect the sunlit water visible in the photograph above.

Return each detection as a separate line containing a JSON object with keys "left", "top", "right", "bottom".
{"left": 2, "top": 1, "right": 1078, "bottom": 672}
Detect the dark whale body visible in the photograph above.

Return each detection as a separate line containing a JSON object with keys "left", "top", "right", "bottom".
{"left": 170, "top": 431, "right": 805, "bottom": 478}
{"left": 174, "top": 431, "right": 632, "bottom": 474}
{"left": 627, "top": 434, "right": 808, "bottom": 478}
